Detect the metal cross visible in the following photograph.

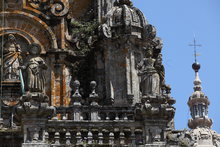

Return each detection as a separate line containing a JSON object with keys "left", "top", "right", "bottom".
{"left": 189, "top": 37, "right": 202, "bottom": 63}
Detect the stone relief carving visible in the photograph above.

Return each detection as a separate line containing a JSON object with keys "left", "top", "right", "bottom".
{"left": 27, "top": 0, "right": 69, "bottom": 17}
{"left": 3, "top": 34, "right": 22, "bottom": 81}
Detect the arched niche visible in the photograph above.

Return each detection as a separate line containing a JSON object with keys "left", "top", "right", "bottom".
{"left": 0, "top": 33, "right": 30, "bottom": 56}
{"left": 0, "top": 11, "right": 58, "bottom": 53}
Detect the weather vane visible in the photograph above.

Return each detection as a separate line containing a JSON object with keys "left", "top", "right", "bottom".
{"left": 189, "top": 36, "right": 202, "bottom": 63}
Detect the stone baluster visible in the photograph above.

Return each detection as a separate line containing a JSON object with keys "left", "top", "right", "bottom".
{"left": 106, "top": 112, "right": 110, "bottom": 120}
{"left": 124, "top": 113, "right": 128, "bottom": 120}
{"left": 131, "top": 129, "right": 136, "bottom": 145}
{"left": 98, "top": 131, "right": 104, "bottom": 145}
{"left": 109, "top": 132, "right": 114, "bottom": 145}
{"left": 76, "top": 131, "right": 82, "bottom": 145}
{"left": 0, "top": 118, "right": 3, "bottom": 129}
{"left": 54, "top": 132, "right": 60, "bottom": 145}
{"left": 135, "top": 129, "right": 143, "bottom": 145}
{"left": 45, "top": 131, "right": 49, "bottom": 143}
{"left": 120, "top": 131, "right": 125, "bottom": 145}
{"left": 87, "top": 131, "right": 93, "bottom": 145}
{"left": 115, "top": 113, "right": 119, "bottom": 120}
{"left": 65, "top": 131, "right": 71, "bottom": 145}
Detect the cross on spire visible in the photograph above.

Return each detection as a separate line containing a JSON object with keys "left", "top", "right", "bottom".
{"left": 189, "top": 37, "right": 202, "bottom": 63}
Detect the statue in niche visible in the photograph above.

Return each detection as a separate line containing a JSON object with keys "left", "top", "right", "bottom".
{"left": 3, "top": 34, "right": 22, "bottom": 81}
{"left": 138, "top": 48, "right": 160, "bottom": 97}
{"left": 20, "top": 43, "right": 47, "bottom": 93}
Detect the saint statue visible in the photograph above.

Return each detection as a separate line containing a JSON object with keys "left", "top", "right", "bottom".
{"left": 3, "top": 34, "right": 22, "bottom": 81}
{"left": 138, "top": 48, "right": 160, "bottom": 96}
{"left": 154, "top": 54, "right": 165, "bottom": 88}
{"left": 20, "top": 43, "right": 47, "bottom": 93}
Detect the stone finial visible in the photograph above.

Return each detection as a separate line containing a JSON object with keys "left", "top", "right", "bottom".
{"left": 90, "top": 81, "right": 97, "bottom": 96}
{"left": 72, "top": 80, "right": 81, "bottom": 97}
{"left": 89, "top": 81, "right": 100, "bottom": 106}
{"left": 71, "top": 80, "right": 82, "bottom": 105}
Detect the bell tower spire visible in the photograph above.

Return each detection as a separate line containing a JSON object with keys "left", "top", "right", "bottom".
{"left": 187, "top": 39, "right": 212, "bottom": 129}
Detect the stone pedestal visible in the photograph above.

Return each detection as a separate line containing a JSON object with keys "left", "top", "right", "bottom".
{"left": 1, "top": 81, "right": 21, "bottom": 106}
{"left": 15, "top": 92, "right": 55, "bottom": 147}
{"left": 136, "top": 95, "right": 175, "bottom": 146}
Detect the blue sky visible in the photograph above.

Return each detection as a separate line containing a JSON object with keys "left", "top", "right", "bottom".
{"left": 133, "top": 0, "right": 220, "bottom": 132}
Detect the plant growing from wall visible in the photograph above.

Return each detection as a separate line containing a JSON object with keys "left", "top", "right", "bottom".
{"left": 67, "top": 19, "right": 99, "bottom": 56}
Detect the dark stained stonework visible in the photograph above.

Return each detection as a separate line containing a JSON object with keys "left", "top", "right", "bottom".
{"left": 0, "top": 0, "right": 219, "bottom": 146}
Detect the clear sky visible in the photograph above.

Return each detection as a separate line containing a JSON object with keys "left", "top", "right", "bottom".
{"left": 133, "top": 0, "right": 220, "bottom": 132}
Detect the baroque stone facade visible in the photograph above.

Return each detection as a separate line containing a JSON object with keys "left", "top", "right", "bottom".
{"left": 0, "top": 0, "right": 219, "bottom": 146}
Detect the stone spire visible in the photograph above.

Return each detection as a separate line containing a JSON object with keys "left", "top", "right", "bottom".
{"left": 188, "top": 62, "right": 212, "bottom": 129}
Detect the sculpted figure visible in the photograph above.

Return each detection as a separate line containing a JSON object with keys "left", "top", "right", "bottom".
{"left": 3, "top": 34, "right": 22, "bottom": 80}
{"left": 154, "top": 54, "right": 165, "bottom": 88}
{"left": 139, "top": 49, "right": 160, "bottom": 96}
{"left": 21, "top": 43, "right": 47, "bottom": 93}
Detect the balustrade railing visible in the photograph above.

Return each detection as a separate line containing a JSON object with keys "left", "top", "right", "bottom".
{"left": 45, "top": 127, "right": 144, "bottom": 146}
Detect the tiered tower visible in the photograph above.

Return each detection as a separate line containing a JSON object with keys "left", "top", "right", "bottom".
{"left": 188, "top": 62, "right": 212, "bottom": 129}
{"left": 186, "top": 58, "right": 217, "bottom": 146}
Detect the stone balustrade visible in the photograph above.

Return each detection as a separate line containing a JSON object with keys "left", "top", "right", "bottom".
{"left": 54, "top": 106, "right": 135, "bottom": 121}
{"left": 45, "top": 126, "right": 144, "bottom": 146}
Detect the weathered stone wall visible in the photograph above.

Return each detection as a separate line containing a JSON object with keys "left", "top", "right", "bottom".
{"left": 0, "top": 0, "right": 182, "bottom": 147}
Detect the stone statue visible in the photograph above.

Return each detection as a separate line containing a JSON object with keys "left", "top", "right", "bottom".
{"left": 3, "top": 34, "right": 22, "bottom": 81}
{"left": 154, "top": 54, "right": 165, "bottom": 88}
{"left": 20, "top": 43, "right": 47, "bottom": 93}
{"left": 139, "top": 48, "right": 160, "bottom": 97}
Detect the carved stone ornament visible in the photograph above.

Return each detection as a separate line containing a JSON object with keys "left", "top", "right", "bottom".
{"left": 28, "top": 0, "right": 69, "bottom": 17}
{"left": 28, "top": 0, "right": 49, "bottom": 9}
{"left": 99, "top": 24, "right": 112, "bottom": 38}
